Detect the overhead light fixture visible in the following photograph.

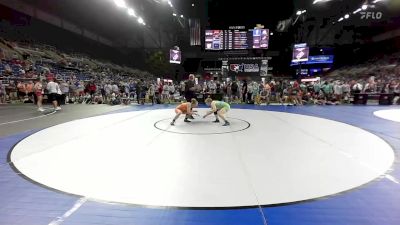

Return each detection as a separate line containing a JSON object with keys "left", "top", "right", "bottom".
{"left": 344, "top": 14, "right": 350, "bottom": 19}
{"left": 172, "top": 13, "right": 177, "bottom": 16}
{"left": 313, "top": 0, "right": 332, "bottom": 4}
{"left": 138, "top": 17, "right": 144, "bottom": 24}
{"left": 296, "top": 10, "right": 306, "bottom": 15}
{"left": 270, "top": 32, "right": 274, "bottom": 36}
{"left": 192, "top": 3, "right": 195, "bottom": 7}
{"left": 353, "top": 8, "right": 362, "bottom": 14}
{"left": 114, "top": 0, "right": 127, "bottom": 8}
{"left": 338, "top": 17, "right": 344, "bottom": 22}
{"left": 372, "top": 0, "right": 386, "bottom": 3}
{"left": 362, "top": 4, "right": 368, "bottom": 10}
{"left": 180, "top": 14, "right": 184, "bottom": 18}
{"left": 127, "top": 8, "right": 136, "bottom": 17}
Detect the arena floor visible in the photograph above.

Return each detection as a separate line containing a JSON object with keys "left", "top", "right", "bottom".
{"left": 0, "top": 104, "right": 399, "bottom": 225}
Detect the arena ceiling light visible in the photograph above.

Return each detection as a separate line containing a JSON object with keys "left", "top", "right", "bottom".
{"left": 172, "top": 13, "right": 177, "bottom": 16}
{"left": 338, "top": 17, "right": 344, "bottom": 22}
{"left": 296, "top": 10, "right": 306, "bottom": 16}
{"left": 110, "top": 0, "right": 146, "bottom": 26}
{"left": 353, "top": 8, "right": 362, "bottom": 14}
{"left": 344, "top": 14, "right": 350, "bottom": 19}
{"left": 372, "top": 0, "right": 387, "bottom": 3}
{"left": 313, "top": 0, "right": 333, "bottom": 4}
{"left": 114, "top": 0, "right": 127, "bottom": 8}
{"left": 361, "top": 4, "right": 368, "bottom": 10}
{"left": 127, "top": 8, "right": 137, "bottom": 17}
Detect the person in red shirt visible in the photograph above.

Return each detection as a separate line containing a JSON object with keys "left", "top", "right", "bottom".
{"left": 87, "top": 81, "right": 97, "bottom": 98}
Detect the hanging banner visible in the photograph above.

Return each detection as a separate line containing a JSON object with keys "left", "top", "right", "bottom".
{"left": 260, "top": 60, "right": 269, "bottom": 77}
{"left": 228, "top": 60, "right": 261, "bottom": 77}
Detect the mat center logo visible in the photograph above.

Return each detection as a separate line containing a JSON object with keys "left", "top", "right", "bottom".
{"left": 229, "top": 63, "right": 260, "bottom": 73}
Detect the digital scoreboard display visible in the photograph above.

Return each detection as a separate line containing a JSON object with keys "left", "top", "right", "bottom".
{"left": 169, "top": 49, "right": 181, "bottom": 64}
{"left": 205, "top": 29, "right": 269, "bottom": 50}
{"left": 252, "top": 29, "right": 269, "bottom": 49}
{"left": 292, "top": 43, "right": 309, "bottom": 63}
{"left": 205, "top": 30, "right": 223, "bottom": 50}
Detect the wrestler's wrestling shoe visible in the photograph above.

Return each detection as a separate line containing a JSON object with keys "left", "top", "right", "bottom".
{"left": 222, "top": 121, "right": 230, "bottom": 126}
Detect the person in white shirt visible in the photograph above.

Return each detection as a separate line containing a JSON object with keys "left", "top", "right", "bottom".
{"left": 148, "top": 83, "right": 155, "bottom": 105}
{"left": 46, "top": 79, "right": 61, "bottom": 111}
{"left": 162, "top": 83, "right": 170, "bottom": 103}
{"left": 60, "top": 80, "right": 69, "bottom": 105}
{"left": 105, "top": 82, "right": 113, "bottom": 103}
{"left": 112, "top": 83, "right": 119, "bottom": 95}
{"left": 208, "top": 80, "right": 217, "bottom": 94}
{"left": 341, "top": 82, "right": 351, "bottom": 103}
{"left": 333, "top": 81, "right": 343, "bottom": 101}
{"left": 352, "top": 81, "right": 363, "bottom": 94}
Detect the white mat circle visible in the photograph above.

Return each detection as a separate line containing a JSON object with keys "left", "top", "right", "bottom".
{"left": 10, "top": 109, "right": 394, "bottom": 208}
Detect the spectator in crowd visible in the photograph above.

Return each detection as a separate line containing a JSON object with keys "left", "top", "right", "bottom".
{"left": 148, "top": 83, "right": 155, "bottom": 105}
{"left": 0, "top": 48, "right": 4, "bottom": 60}
{"left": 242, "top": 80, "right": 248, "bottom": 103}
{"left": 34, "top": 78, "right": 44, "bottom": 111}
{"left": 46, "top": 78, "right": 61, "bottom": 111}
{"left": 136, "top": 79, "right": 143, "bottom": 104}
{"left": 25, "top": 81, "right": 34, "bottom": 103}
{"left": 105, "top": 82, "right": 113, "bottom": 103}
{"left": 168, "top": 82, "right": 175, "bottom": 103}
{"left": 0, "top": 80, "right": 6, "bottom": 104}
{"left": 231, "top": 81, "right": 239, "bottom": 103}
{"left": 16, "top": 81, "right": 27, "bottom": 102}
{"left": 60, "top": 80, "right": 69, "bottom": 105}
{"left": 161, "top": 81, "right": 169, "bottom": 103}
{"left": 208, "top": 80, "right": 217, "bottom": 94}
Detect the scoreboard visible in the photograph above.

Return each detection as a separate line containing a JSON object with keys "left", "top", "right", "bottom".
{"left": 205, "top": 29, "right": 269, "bottom": 50}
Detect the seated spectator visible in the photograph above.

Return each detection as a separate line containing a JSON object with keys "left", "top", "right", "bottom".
{"left": 0, "top": 81, "right": 6, "bottom": 104}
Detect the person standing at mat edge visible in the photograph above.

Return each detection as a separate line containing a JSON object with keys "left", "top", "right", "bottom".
{"left": 46, "top": 78, "right": 62, "bottom": 111}
{"left": 203, "top": 98, "right": 230, "bottom": 126}
{"left": 185, "top": 74, "right": 196, "bottom": 102}
{"left": 184, "top": 74, "right": 196, "bottom": 119}
{"left": 171, "top": 98, "right": 199, "bottom": 126}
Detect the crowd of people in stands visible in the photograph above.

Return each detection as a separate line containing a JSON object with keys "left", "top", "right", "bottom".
{"left": 0, "top": 37, "right": 399, "bottom": 109}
